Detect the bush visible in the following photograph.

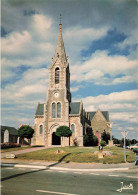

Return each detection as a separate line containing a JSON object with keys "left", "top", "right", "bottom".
{"left": 1, "top": 143, "right": 21, "bottom": 149}
{"left": 83, "top": 135, "right": 98, "bottom": 146}
{"left": 101, "top": 130, "right": 110, "bottom": 144}
{"left": 100, "top": 140, "right": 106, "bottom": 147}
{"left": 93, "top": 135, "right": 98, "bottom": 146}
{"left": 83, "top": 135, "right": 90, "bottom": 146}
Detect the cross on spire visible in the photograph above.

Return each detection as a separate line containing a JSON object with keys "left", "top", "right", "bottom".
{"left": 59, "top": 14, "right": 62, "bottom": 24}
{"left": 59, "top": 14, "right": 62, "bottom": 29}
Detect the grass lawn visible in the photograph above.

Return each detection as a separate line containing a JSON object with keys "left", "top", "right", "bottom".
{"left": 1, "top": 146, "right": 32, "bottom": 153}
{"left": 16, "top": 146, "right": 136, "bottom": 164}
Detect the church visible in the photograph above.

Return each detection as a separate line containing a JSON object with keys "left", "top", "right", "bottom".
{"left": 32, "top": 21, "right": 110, "bottom": 147}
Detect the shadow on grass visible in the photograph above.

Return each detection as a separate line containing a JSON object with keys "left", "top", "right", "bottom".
{"left": 1, "top": 153, "right": 72, "bottom": 182}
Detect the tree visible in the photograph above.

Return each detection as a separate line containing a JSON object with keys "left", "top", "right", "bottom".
{"left": 55, "top": 126, "right": 72, "bottom": 146}
{"left": 83, "top": 135, "right": 98, "bottom": 146}
{"left": 101, "top": 130, "right": 110, "bottom": 144}
{"left": 18, "top": 125, "right": 34, "bottom": 144}
{"left": 83, "top": 127, "right": 98, "bottom": 146}
{"left": 100, "top": 140, "right": 106, "bottom": 147}
{"left": 93, "top": 135, "right": 98, "bottom": 146}
{"left": 120, "top": 138, "right": 130, "bottom": 146}
{"left": 112, "top": 136, "right": 120, "bottom": 144}
{"left": 131, "top": 139, "right": 137, "bottom": 144}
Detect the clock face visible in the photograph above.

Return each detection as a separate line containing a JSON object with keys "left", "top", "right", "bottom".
{"left": 54, "top": 92, "right": 59, "bottom": 98}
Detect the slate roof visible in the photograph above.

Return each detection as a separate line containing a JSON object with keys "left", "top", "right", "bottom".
{"left": 1, "top": 125, "right": 18, "bottom": 135}
{"left": 35, "top": 103, "right": 44, "bottom": 116}
{"left": 69, "top": 102, "right": 81, "bottom": 115}
{"left": 87, "top": 111, "right": 109, "bottom": 122}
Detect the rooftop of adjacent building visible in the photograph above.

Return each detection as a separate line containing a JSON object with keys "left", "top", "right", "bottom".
{"left": 1, "top": 125, "right": 18, "bottom": 135}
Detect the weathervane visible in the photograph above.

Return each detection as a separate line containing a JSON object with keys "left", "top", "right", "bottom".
{"left": 59, "top": 14, "right": 62, "bottom": 30}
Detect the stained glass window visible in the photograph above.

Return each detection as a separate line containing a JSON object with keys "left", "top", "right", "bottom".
{"left": 57, "top": 102, "right": 61, "bottom": 118}
{"left": 71, "top": 124, "right": 75, "bottom": 134}
{"left": 40, "top": 125, "right": 43, "bottom": 134}
{"left": 52, "top": 103, "right": 56, "bottom": 118}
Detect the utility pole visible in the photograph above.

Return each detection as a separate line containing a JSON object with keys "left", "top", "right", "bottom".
{"left": 121, "top": 131, "right": 128, "bottom": 162}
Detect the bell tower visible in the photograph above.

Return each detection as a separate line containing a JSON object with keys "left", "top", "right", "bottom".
{"left": 44, "top": 16, "right": 71, "bottom": 146}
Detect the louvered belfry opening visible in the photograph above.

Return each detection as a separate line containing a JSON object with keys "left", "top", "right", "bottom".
{"left": 55, "top": 67, "right": 60, "bottom": 84}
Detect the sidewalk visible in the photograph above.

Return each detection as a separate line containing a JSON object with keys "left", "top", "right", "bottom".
{"left": 1, "top": 158, "right": 137, "bottom": 172}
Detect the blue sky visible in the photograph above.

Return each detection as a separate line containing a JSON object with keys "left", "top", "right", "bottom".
{"left": 1, "top": 0, "right": 138, "bottom": 139}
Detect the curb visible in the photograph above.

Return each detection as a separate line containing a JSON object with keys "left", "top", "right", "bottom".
{"left": 1, "top": 163, "right": 134, "bottom": 172}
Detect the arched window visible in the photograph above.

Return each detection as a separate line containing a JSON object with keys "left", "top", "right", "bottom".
{"left": 4, "top": 130, "right": 9, "bottom": 143}
{"left": 55, "top": 67, "right": 60, "bottom": 84}
{"left": 71, "top": 124, "right": 75, "bottom": 134}
{"left": 39, "top": 125, "right": 43, "bottom": 134}
{"left": 57, "top": 102, "right": 61, "bottom": 118}
{"left": 52, "top": 103, "right": 56, "bottom": 118}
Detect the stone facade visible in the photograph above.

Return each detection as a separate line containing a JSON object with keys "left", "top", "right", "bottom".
{"left": 88, "top": 109, "right": 110, "bottom": 143}
{"left": 32, "top": 23, "right": 110, "bottom": 147}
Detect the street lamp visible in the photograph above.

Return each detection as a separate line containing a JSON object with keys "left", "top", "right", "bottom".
{"left": 121, "top": 131, "right": 128, "bottom": 162}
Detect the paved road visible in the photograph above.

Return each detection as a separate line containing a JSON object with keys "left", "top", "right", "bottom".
{"left": 1, "top": 167, "right": 137, "bottom": 195}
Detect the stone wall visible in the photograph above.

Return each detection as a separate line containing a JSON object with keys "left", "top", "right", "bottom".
{"left": 69, "top": 116, "right": 83, "bottom": 146}
{"left": 33, "top": 116, "right": 44, "bottom": 145}
{"left": 91, "top": 109, "right": 110, "bottom": 143}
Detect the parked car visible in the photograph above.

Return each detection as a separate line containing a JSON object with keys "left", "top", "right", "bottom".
{"left": 128, "top": 144, "right": 138, "bottom": 150}
{"left": 133, "top": 148, "right": 138, "bottom": 154}
{"left": 133, "top": 143, "right": 138, "bottom": 149}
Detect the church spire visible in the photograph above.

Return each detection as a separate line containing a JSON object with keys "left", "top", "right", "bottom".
{"left": 52, "top": 14, "right": 67, "bottom": 64}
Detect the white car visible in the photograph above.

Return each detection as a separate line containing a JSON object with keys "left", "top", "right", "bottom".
{"left": 129, "top": 143, "right": 138, "bottom": 150}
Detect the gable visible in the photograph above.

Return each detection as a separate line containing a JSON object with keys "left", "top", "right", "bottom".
{"left": 87, "top": 112, "right": 96, "bottom": 121}
{"left": 88, "top": 111, "right": 109, "bottom": 122}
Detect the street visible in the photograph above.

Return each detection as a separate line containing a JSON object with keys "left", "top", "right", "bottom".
{"left": 1, "top": 167, "right": 138, "bottom": 195}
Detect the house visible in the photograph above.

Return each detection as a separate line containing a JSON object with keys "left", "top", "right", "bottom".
{"left": 1, "top": 125, "right": 18, "bottom": 143}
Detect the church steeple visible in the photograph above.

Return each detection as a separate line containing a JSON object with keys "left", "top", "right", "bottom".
{"left": 52, "top": 14, "right": 67, "bottom": 65}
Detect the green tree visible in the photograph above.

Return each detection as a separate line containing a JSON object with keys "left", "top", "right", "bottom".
{"left": 83, "top": 127, "right": 98, "bottom": 146}
{"left": 131, "top": 139, "right": 137, "bottom": 144}
{"left": 55, "top": 126, "right": 72, "bottom": 146}
{"left": 112, "top": 136, "right": 120, "bottom": 144}
{"left": 101, "top": 130, "right": 110, "bottom": 144}
{"left": 18, "top": 125, "right": 34, "bottom": 144}
{"left": 100, "top": 140, "right": 106, "bottom": 147}
{"left": 121, "top": 138, "right": 130, "bottom": 146}
{"left": 93, "top": 135, "right": 98, "bottom": 146}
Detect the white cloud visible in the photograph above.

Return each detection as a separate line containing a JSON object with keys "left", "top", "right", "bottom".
{"left": 70, "top": 50, "right": 137, "bottom": 85}
{"left": 80, "top": 90, "right": 138, "bottom": 109}
{"left": 64, "top": 26, "right": 109, "bottom": 64}
{"left": 2, "top": 68, "right": 49, "bottom": 104}
{"left": 2, "top": 31, "right": 32, "bottom": 55}
{"left": 110, "top": 112, "right": 137, "bottom": 123}
{"left": 32, "top": 14, "right": 53, "bottom": 37}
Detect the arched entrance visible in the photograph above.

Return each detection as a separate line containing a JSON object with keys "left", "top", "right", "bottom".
{"left": 52, "top": 132, "right": 61, "bottom": 145}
